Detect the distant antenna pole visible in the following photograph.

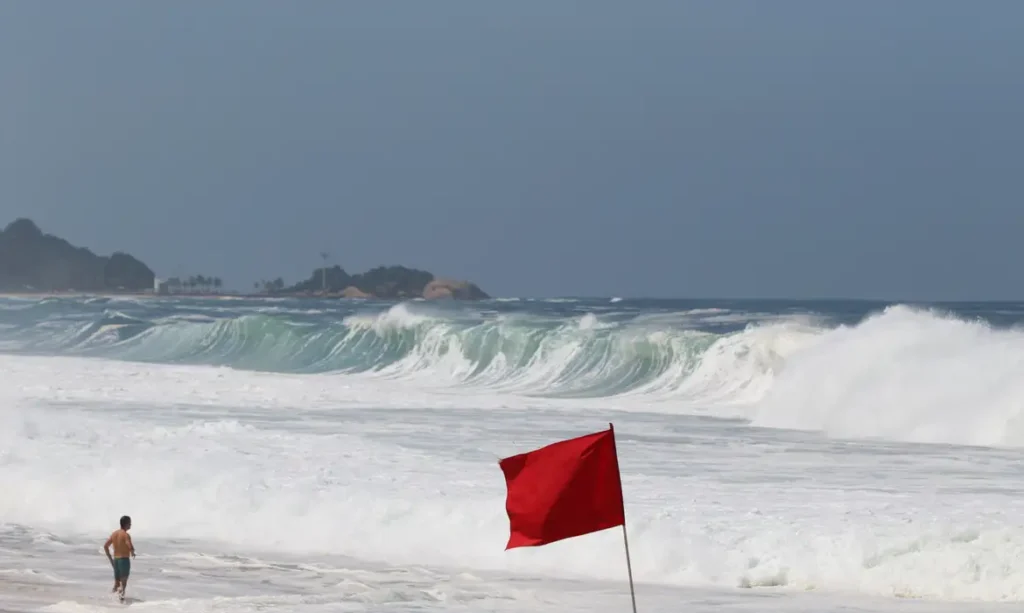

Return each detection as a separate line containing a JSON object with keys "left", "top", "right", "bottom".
{"left": 320, "top": 251, "right": 329, "bottom": 293}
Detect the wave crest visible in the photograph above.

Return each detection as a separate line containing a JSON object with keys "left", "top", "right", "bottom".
{"left": 750, "top": 304, "right": 1024, "bottom": 446}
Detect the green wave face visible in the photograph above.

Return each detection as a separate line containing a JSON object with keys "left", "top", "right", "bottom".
{"left": 0, "top": 296, "right": 825, "bottom": 399}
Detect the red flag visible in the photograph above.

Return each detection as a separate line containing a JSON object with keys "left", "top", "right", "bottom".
{"left": 499, "top": 426, "right": 625, "bottom": 549}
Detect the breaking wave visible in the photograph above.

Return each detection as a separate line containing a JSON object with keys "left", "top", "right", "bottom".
{"left": 0, "top": 299, "right": 828, "bottom": 403}
{"left": 3, "top": 297, "right": 1024, "bottom": 437}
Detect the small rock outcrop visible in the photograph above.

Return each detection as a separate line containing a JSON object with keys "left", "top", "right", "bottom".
{"left": 339, "top": 286, "right": 371, "bottom": 299}
{"left": 422, "top": 278, "right": 489, "bottom": 300}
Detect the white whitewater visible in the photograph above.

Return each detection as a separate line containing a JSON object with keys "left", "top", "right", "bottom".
{"left": 2, "top": 299, "right": 1024, "bottom": 612}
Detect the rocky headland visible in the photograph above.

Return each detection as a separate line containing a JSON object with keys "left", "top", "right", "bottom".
{"left": 0, "top": 218, "right": 154, "bottom": 292}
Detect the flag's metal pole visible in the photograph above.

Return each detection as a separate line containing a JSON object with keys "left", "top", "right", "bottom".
{"left": 621, "top": 522, "right": 638, "bottom": 613}
{"left": 610, "top": 423, "right": 638, "bottom": 613}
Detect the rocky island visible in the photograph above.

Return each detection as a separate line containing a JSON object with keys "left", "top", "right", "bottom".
{"left": 282, "top": 265, "right": 490, "bottom": 300}
{"left": 0, "top": 218, "right": 489, "bottom": 300}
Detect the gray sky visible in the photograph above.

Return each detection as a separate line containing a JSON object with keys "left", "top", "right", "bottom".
{"left": 1, "top": 1, "right": 1022, "bottom": 299}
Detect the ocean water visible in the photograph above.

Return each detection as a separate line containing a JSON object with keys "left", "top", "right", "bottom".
{"left": 2, "top": 295, "right": 1024, "bottom": 613}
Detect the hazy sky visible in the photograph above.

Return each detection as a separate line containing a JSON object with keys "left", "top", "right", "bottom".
{"left": 1, "top": 1, "right": 1022, "bottom": 299}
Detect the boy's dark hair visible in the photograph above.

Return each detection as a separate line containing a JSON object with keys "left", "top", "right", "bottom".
{"left": 120, "top": 515, "right": 131, "bottom": 529}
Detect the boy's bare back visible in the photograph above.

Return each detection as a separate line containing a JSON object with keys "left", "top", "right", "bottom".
{"left": 107, "top": 529, "right": 133, "bottom": 559}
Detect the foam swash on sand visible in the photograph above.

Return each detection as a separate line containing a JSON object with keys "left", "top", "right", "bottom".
{"left": 2, "top": 296, "right": 1024, "bottom": 612}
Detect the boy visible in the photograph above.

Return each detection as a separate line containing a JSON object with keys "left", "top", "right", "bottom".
{"left": 103, "top": 515, "right": 136, "bottom": 601}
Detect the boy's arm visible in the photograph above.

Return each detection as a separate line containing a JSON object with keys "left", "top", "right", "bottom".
{"left": 127, "top": 533, "right": 135, "bottom": 558}
{"left": 103, "top": 534, "right": 113, "bottom": 562}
